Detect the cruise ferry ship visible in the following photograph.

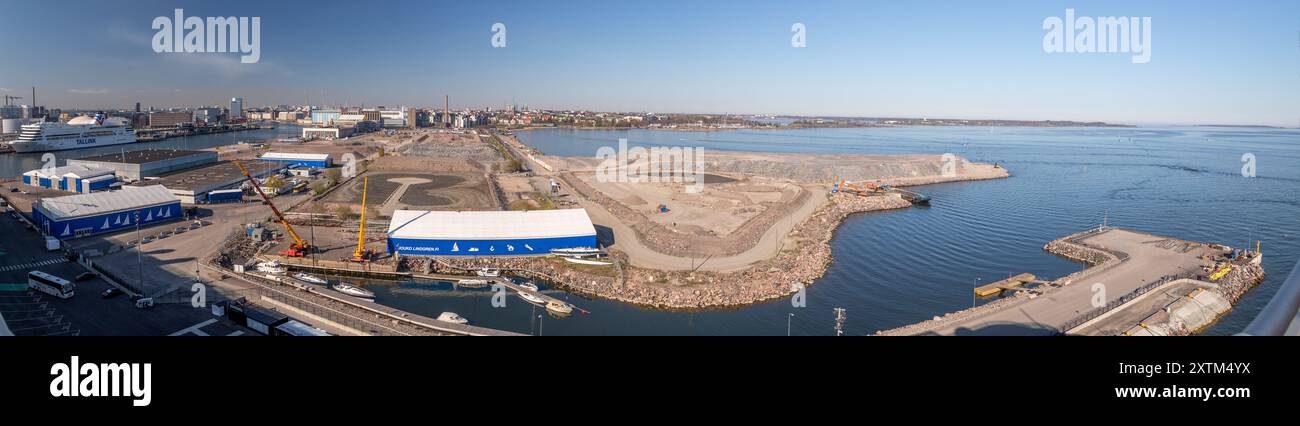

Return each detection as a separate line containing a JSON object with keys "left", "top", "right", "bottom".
{"left": 10, "top": 115, "right": 137, "bottom": 152}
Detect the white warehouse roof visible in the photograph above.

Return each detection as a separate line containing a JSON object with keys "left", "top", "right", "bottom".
{"left": 24, "top": 164, "right": 116, "bottom": 179}
{"left": 388, "top": 209, "right": 597, "bottom": 241}
{"left": 261, "top": 152, "right": 330, "bottom": 161}
{"left": 36, "top": 185, "right": 179, "bottom": 221}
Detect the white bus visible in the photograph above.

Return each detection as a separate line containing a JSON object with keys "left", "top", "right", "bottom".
{"left": 29, "top": 271, "right": 75, "bottom": 299}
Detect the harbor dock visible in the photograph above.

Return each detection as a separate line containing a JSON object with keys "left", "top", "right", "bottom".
{"left": 880, "top": 227, "right": 1265, "bottom": 336}
{"left": 974, "top": 273, "right": 1051, "bottom": 298}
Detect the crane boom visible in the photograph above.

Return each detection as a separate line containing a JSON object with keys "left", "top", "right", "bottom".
{"left": 353, "top": 176, "right": 368, "bottom": 260}
{"left": 232, "top": 159, "right": 309, "bottom": 251}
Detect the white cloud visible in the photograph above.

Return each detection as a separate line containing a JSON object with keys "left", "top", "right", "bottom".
{"left": 106, "top": 22, "right": 151, "bottom": 48}
{"left": 162, "top": 53, "right": 294, "bottom": 79}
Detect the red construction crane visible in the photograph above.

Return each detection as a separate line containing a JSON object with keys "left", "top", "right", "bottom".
{"left": 233, "top": 159, "right": 312, "bottom": 257}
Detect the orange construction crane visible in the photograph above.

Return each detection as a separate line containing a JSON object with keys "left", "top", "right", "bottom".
{"left": 352, "top": 176, "right": 374, "bottom": 262}
{"left": 233, "top": 159, "right": 312, "bottom": 257}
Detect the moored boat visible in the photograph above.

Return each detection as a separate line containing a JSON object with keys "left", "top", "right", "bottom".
{"left": 256, "top": 261, "right": 287, "bottom": 275}
{"left": 518, "top": 290, "right": 546, "bottom": 306}
{"left": 551, "top": 247, "right": 604, "bottom": 258}
{"left": 456, "top": 279, "right": 490, "bottom": 287}
{"left": 437, "top": 312, "right": 469, "bottom": 325}
{"left": 563, "top": 257, "right": 614, "bottom": 266}
{"left": 294, "top": 273, "right": 328, "bottom": 285}
{"left": 332, "top": 283, "right": 375, "bottom": 299}
{"left": 546, "top": 300, "right": 574, "bottom": 316}
{"left": 10, "top": 115, "right": 137, "bottom": 152}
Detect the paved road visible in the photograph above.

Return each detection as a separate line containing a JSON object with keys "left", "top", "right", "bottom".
{"left": 920, "top": 229, "right": 1220, "bottom": 336}
{"left": 1070, "top": 280, "right": 1211, "bottom": 336}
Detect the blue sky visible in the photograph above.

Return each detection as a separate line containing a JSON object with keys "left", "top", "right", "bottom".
{"left": 1, "top": 0, "right": 1297, "bottom": 126}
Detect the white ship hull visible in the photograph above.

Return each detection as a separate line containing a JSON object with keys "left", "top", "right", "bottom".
{"left": 11, "top": 118, "right": 138, "bottom": 153}
{"left": 9, "top": 132, "right": 137, "bottom": 153}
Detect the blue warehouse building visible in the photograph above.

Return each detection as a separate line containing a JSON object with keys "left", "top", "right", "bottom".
{"left": 32, "top": 186, "right": 183, "bottom": 240}
{"left": 387, "top": 209, "right": 599, "bottom": 256}
{"left": 22, "top": 164, "right": 118, "bottom": 194}
{"left": 260, "top": 152, "right": 332, "bottom": 168}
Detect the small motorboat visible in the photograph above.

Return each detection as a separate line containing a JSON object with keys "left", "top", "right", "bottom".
{"left": 437, "top": 312, "right": 469, "bottom": 325}
{"left": 546, "top": 300, "right": 574, "bottom": 316}
{"left": 256, "top": 261, "right": 287, "bottom": 275}
{"left": 476, "top": 268, "right": 501, "bottom": 278}
{"left": 551, "top": 247, "right": 604, "bottom": 258}
{"left": 456, "top": 279, "right": 490, "bottom": 287}
{"left": 332, "top": 283, "right": 375, "bottom": 299}
{"left": 518, "top": 290, "right": 547, "bottom": 306}
{"left": 518, "top": 282, "right": 539, "bottom": 292}
{"left": 563, "top": 257, "right": 614, "bottom": 266}
{"left": 294, "top": 273, "right": 328, "bottom": 285}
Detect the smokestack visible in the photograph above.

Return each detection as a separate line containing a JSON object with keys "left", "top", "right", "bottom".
{"left": 444, "top": 95, "right": 449, "bottom": 128}
{"left": 32, "top": 87, "right": 36, "bottom": 107}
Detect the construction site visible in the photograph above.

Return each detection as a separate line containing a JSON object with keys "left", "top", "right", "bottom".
{"left": 482, "top": 132, "right": 1014, "bottom": 309}
{"left": 539, "top": 150, "right": 1005, "bottom": 262}
{"left": 186, "top": 128, "right": 1013, "bottom": 313}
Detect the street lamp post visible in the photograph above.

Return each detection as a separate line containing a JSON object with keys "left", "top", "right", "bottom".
{"left": 135, "top": 212, "right": 144, "bottom": 292}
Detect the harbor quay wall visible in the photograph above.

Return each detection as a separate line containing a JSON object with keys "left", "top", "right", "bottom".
{"left": 1042, "top": 228, "right": 1127, "bottom": 286}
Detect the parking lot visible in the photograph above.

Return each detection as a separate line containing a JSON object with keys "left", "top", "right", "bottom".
{"left": 0, "top": 208, "right": 250, "bottom": 336}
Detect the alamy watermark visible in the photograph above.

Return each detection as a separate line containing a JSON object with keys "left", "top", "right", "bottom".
{"left": 492, "top": 23, "right": 507, "bottom": 48}
{"left": 596, "top": 139, "right": 706, "bottom": 194}
{"left": 1043, "top": 9, "right": 1151, "bottom": 64}
{"left": 152, "top": 9, "right": 261, "bottom": 64}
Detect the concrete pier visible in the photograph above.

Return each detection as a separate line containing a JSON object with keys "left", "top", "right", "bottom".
{"left": 880, "top": 228, "right": 1263, "bottom": 336}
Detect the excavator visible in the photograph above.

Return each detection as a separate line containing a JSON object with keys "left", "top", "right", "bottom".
{"left": 233, "top": 159, "right": 313, "bottom": 257}
{"left": 351, "top": 176, "right": 375, "bottom": 263}
{"left": 836, "top": 180, "right": 883, "bottom": 196}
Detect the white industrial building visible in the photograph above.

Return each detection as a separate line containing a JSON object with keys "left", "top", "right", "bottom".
{"left": 22, "top": 164, "right": 118, "bottom": 193}
{"left": 380, "top": 109, "right": 408, "bottom": 128}
{"left": 260, "top": 152, "right": 333, "bottom": 168}
{"left": 301, "top": 127, "right": 355, "bottom": 141}
{"left": 33, "top": 186, "right": 182, "bottom": 239}
{"left": 386, "top": 209, "right": 599, "bottom": 256}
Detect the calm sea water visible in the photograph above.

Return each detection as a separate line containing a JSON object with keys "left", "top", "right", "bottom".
{"left": 16, "top": 125, "right": 1293, "bottom": 335}
{"left": 361, "top": 126, "right": 1300, "bottom": 336}
{"left": 0, "top": 124, "right": 303, "bottom": 176}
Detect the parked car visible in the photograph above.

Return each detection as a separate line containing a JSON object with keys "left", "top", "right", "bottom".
{"left": 100, "top": 288, "right": 123, "bottom": 299}
{"left": 75, "top": 272, "right": 97, "bottom": 281}
{"left": 134, "top": 297, "right": 155, "bottom": 309}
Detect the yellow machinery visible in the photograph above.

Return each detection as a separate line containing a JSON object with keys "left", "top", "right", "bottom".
{"left": 233, "top": 159, "right": 312, "bottom": 257}
{"left": 1210, "top": 266, "right": 1233, "bottom": 282}
{"left": 352, "top": 176, "right": 373, "bottom": 262}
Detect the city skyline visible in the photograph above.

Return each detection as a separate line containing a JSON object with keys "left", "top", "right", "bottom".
{"left": 1, "top": 0, "right": 1297, "bottom": 126}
